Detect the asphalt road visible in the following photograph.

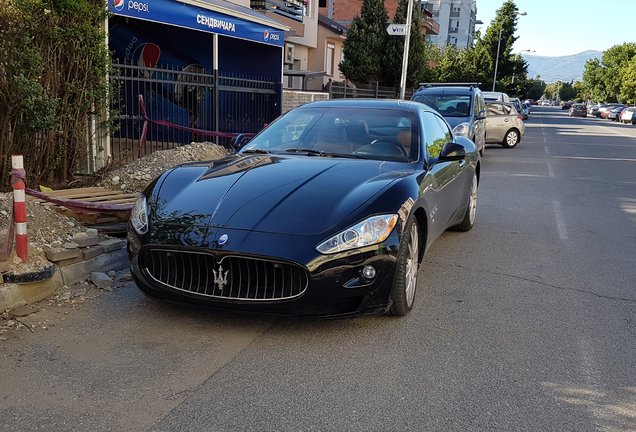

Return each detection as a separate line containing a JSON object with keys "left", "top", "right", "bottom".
{"left": 1, "top": 106, "right": 635, "bottom": 431}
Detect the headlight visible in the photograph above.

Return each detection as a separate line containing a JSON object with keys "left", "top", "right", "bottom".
{"left": 452, "top": 122, "right": 471, "bottom": 138}
{"left": 131, "top": 194, "right": 148, "bottom": 235}
{"left": 316, "top": 215, "right": 398, "bottom": 254}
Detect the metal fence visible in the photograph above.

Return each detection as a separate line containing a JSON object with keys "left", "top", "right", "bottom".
{"left": 109, "top": 63, "right": 278, "bottom": 164}
{"left": 326, "top": 80, "right": 416, "bottom": 100}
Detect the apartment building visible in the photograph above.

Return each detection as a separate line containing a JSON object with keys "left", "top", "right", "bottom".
{"left": 318, "top": 0, "right": 439, "bottom": 44}
{"left": 422, "top": 0, "right": 477, "bottom": 49}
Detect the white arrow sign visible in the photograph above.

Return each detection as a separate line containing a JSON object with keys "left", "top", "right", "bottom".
{"left": 386, "top": 24, "right": 408, "bottom": 35}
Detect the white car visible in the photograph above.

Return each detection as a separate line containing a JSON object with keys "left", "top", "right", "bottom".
{"left": 621, "top": 106, "right": 636, "bottom": 124}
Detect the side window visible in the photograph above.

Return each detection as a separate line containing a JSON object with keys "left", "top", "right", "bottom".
{"left": 502, "top": 104, "right": 512, "bottom": 115}
{"left": 475, "top": 94, "right": 484, "bottom": 116}
{"left": 423, "top": 113, "right": 451, "bottom": 159}
{"left": 487, "top": 103, "right": 503, "bottom": 116}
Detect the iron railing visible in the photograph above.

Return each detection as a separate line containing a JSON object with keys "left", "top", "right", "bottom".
{"left": 326, "top": 80, "right": 416, "bottom": 100}
{"left": 109, "top": 63, "right": 278, "bottom": 164}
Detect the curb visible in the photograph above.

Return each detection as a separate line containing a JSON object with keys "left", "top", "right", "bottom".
{"left": 0, "top": 247, "right": 129, "bottom": 312}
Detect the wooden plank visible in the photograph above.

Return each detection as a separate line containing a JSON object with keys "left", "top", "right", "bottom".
{"left": 42, "top": 187, "right": 114, "bottom": 196}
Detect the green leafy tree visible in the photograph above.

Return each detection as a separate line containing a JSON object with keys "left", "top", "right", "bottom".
{"left": 526, "top": 75, "right": 546, "bottom": 100}
{"left": 620, "top": 56, "right": 636, "bottom": 103}
{"left": 430, "top": 44, "right": 482, "bottom": 84}
{"left": 0, "top": 0, "right": 112, "bottom": 187}
{"left": 559, "top": 82, "right": 577, "bottom": 101}
{"left": 339, "top": 0, "right": 389, "bottom": 84}
{"left": 381, "top": 0, "right": 429, "bottom": 88}
{"left": 582, "top": 43, "right": 636, "bottom": 103}
{"left": 473, "top": 1, "right": 527, "bottom": 92}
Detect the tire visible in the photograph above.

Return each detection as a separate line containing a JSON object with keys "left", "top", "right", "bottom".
{"left": 389, "top": 218, "right": 420, "bottom": 316}
{"left": 450, "top": 172, "right": 478, "bottom": 232}
{"left": 473, "top": 136, "right": 484, "bottom": 157}
{"left": 502, "top": 129, "right": 519, "bottom": 148}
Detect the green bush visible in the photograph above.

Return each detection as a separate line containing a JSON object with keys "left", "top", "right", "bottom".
{"left": 0, "top": 0, "right": 112, "bottom": 188}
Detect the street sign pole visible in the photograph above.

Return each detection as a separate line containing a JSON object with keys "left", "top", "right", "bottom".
{"left": 399, "top": 0, "right": 413, "bottom": 99}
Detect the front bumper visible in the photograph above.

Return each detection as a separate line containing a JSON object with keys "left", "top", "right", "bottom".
{"left": 127, "top": 227, "right": 401, "bottom": 318}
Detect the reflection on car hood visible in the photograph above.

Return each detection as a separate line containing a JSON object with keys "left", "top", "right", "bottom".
{"left": 439, "top": 116, "right": 469, "bottom": 128}
{"left": 152, "top": 154, "right": 409, "bottom": 235}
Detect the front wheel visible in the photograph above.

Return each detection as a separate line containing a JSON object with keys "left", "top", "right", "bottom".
{"left": 502, "top": 129, "right": 519, "bottom": 148}
{"left": 389, "top": 218, "right": 419, "bottom": 316}
{"left": 450, "top": 172, "right": 478, "bottom": 232}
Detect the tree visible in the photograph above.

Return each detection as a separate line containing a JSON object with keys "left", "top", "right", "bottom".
{"left": 381, "top": 0, "right": 429, "bottom": 88}
{"left": 620, "top": 56, "right": 636, "bottom": 103}
{"left": 581, "top": 43, "right": 636, "bottom": 103}
{"left": 338, "top": 0, "right": 389, "bottom": 84}
{"left": 526, "top": 76, "right": 546, "bottom": 100}
{"left": 430, "top": 45, "right": 481, "bottom": 84}
{"left": 473, "top": 1, "right": 527, "bottom": 92}
{"left": 0, "top": 0, "right": 112, "bottom": 187}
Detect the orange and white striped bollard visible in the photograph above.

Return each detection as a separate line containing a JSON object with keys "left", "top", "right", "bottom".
{"left": 12, "top": 155, "right": 28, "bottom": 263}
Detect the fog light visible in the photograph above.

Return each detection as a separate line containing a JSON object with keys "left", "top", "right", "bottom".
{"left": 361, "top": 265, "right": 376, "bottom": 279}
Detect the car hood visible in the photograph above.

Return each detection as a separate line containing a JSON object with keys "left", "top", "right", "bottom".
{"left": 440, "top": 116, "right": 470, "bottom": 128}
{"left": 152, "top": 154, "right": 411, "bottom": 236}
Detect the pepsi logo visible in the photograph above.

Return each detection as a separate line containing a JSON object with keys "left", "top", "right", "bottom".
{"left": 136, "top": 43, "right": 161, "bottom": 68}
{"left": 114, "top": 0, "right": 124, "bottom": 11}
{"left": 264, "top": 30, "right": 269, "bottom": 41}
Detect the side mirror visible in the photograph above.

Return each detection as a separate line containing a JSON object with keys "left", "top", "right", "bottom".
{"left": 476, "top": 110, "right": 487, "bottom": 120}
{"left": 230, "top": 134, "right": 247, "bottom": 149}
{"left": 438, "top": 142, "right": 467, "bottom": 162}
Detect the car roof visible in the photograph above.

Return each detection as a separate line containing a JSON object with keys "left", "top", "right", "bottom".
{"left": 413, "top": 86, "right": 476, "bottom": 95}
{"left": 297, "top": 98, "right": 435, "bottom": 114}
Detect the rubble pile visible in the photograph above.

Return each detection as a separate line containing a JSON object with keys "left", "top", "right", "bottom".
{"left": 95, "top": 142, "right": 229, "bottom": 193}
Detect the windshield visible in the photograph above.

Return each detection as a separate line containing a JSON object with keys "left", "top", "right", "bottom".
{"left": 411, "top": 93, "right": 471, "bottom": 117}
{"left": 240, "top": 107, "right": 419, "bottom": 163}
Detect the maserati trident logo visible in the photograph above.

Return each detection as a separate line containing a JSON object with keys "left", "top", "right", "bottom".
{"left": 213, "top": 265, "right": 229, "bottom": 291}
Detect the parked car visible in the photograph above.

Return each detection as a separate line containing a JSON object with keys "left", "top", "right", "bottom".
{"left": 561, "top": 102, "right": 573, "bottom": 110}
{"left": 128, "top": 99, "right": 481, "bottom": 318}
{"left": 598, "top": 104, "right": 623, "bottom": 118}
{"left": 485, "top": 101, "right": 525, "bottom": 148}
{"left": 411, "top": 83, "right": 486, "bottom": 156}
{"left": 588, "top": 105, "right": 603, "bottom": 116}
{"left": 608, "top": 106, "right": 626, "bottom": 121}
{"left": 510, "top": 97, "right": 528, "bottom": 120}
{"left": 482, "top": 91, "right": 510, "bottom": 103}
{"left": 620, "top": 106, "right": 636, "bottom": 124}
{"left": 568, "top": 104, "right": 587, "bottom": 117}
{"left": 523, "top": 101, "right": 532, "bottom": 114}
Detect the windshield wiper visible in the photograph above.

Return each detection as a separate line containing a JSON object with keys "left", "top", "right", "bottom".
{"left": 285, "top": 148, "right": 324, "bottom": 155}
{"left": 285, "top": 148, "right": 364, "bottom": 159}
{"left": 242, "top": 149, "right": 270, "bottom": 154}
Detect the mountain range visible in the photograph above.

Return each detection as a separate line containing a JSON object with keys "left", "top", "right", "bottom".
{"left": 523, "top": 50, "right": 603, "bottom": 83}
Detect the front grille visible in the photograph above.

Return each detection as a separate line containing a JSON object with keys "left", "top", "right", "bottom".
{"left": 141, "top": 248, "right": 309, "bottom": 301}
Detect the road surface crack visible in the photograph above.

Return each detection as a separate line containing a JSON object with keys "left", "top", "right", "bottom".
{"left": 426, "top": 260, "right": 636, "bottom": 304}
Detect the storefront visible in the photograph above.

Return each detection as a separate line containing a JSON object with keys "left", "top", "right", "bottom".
{"left": 106, "top": 0, "right": 288, "bottom": 161}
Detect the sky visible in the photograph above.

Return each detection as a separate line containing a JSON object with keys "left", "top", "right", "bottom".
{"left": 474, "top": 0, "right": 636, "bottom": 57}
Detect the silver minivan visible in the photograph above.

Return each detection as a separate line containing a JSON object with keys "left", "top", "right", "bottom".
{"left": 485, "top": 101, "right": 525, "bottom": 148}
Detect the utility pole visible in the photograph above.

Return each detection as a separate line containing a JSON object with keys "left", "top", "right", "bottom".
{"left": 399, "top": 0, "right": 414, "bottom": 99}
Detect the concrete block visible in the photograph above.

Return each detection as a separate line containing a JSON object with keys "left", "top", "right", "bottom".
{"left": 82, "top": 245, "right": 104, "bottom": 260}
{"left": 59, "top": 248, "right": 129, "bottom": 286}
{"left": 0, "top": 270, "right": 63, "bottom": 312}
{"left": 90, "top": 272, "right": 113, "bottom": 290}
{"left": 56, "top": 256, "right": 84, "bottom": 267}
{"left": 0, "top": 260, "right": 9, "bottom": 273}
{"left": 99, "top": 239, "right": 125, "bottom": 253}
{"left": 73, "top": 236, "right": 100, "bottom": 248}
{"left": 46, "top": 248, "right": 82, "bottom": 262}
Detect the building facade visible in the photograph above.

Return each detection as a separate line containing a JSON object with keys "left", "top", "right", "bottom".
{"left": 422, "top": 0, "right": 477, "bottom": 49}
